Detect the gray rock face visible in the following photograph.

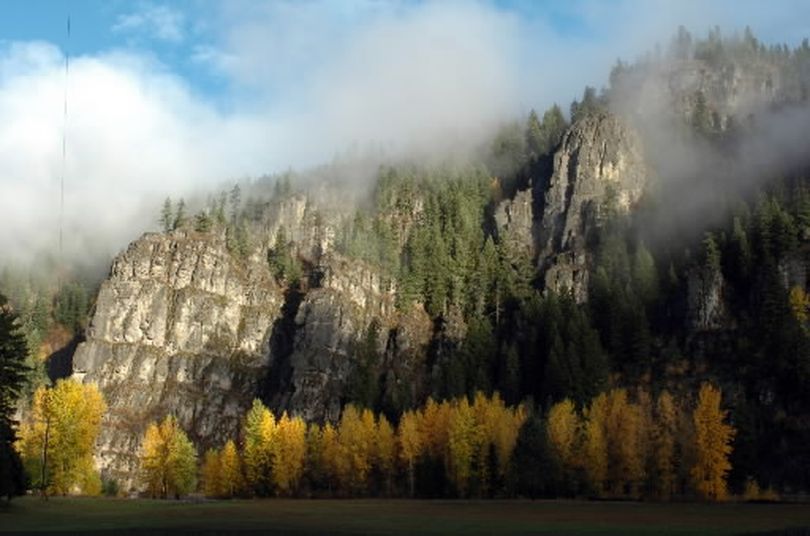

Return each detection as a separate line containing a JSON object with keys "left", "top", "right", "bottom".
{"left": 687, "top": 266, "right": 727, "bottom": 331}
{"left": 73, "top": 231, "right": 282, "bottom": 486}
{"left": 612, "top": 58, "right": 795, "bottom": 129}
{"left": 495, "top": 187, "right": 536, "bottom": 257}
{"left": 270, "top": 254, "right": 432, "bottom": 423}
{"left": 538, "top": 112, "right": 649, "bottom": 301}
{"left": 73, "top": 218, "right": 434, "bottom": 487}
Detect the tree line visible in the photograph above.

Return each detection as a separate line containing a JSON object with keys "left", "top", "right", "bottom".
{"left": 134, "top": 384, "right": 744, "bottom": 502}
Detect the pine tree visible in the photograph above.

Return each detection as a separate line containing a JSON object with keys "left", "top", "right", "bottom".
{"left": 194, "top": 210, "right": 212, "bottom": 233}
{"left": 229, "top": 184, "right": 242, "bottom": 225}
{"left": 526, "top": 109, "right": 544, "bottom": 160}
{"left": 160, "top": 197, "right": 173, "bottom": 232}
{"left": 0, "top": 295, "right": 29, "bottom": 500}
{"left": 173, "top": 199, "right": 187, "bottom": 230}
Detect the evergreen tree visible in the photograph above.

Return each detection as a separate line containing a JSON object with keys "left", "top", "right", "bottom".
{"left": 525, "top": 109, "right": 544, "bottom": 159}
{"left": 229, "top": 184, "right": 242, "bottom": 225}
{"left": 194, "top": 210, "right": 213, "bottom": 233}
{"left": 160, "top": 198, "right": 173, "bottom": 232}
{"left": 0, "top": 295, "right": 28, "bottom": 500}
{"left": 173, "top": 199, "right": 187, "bottom": 230}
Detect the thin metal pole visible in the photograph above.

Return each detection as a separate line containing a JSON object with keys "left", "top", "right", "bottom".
{"left": 59, "top": 16, "right": 70, "bottom": 264}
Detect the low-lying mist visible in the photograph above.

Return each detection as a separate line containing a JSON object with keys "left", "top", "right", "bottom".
{"left": 2, "top": 1, "right": 810, "bottom": 274}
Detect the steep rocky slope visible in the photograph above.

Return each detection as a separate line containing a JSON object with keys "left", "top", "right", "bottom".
{"left": 73, "top": 211, "right": 433, "bottom": 486}
{"left": 72, "top": 231, "right": 283, "bottom": 484}
{"left": 538, "top": 112, "right": 649, "bottom": 301}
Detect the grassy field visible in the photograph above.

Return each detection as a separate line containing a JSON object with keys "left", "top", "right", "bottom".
{"left": 1, "top": 497, "right": 809, "bottom": 535}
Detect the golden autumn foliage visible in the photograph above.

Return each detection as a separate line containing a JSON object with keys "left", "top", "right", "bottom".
{"left": 272, "top": 411, "right": 307, "bottom": 495}
{"left": 397, "top": 410, "right": 421, "bottom": 496}
{"left": 603, "top": 389, "right": 645, "bottom": 495}
{"left": 580, "top": 389, "right": 650, "bottom": 496}
{"left": 581, "top": 393, "right": 608, "bottom": 494}
{"left": 691, "top": 383, "right": 735, "bottom": 501}
{"left": 16, "top": 379, "right": 106, "bottom": 496}
{"left": 789, "top": 285, "right": 810, "bottom": 323}
{"left": 202, "top": 440, "right": 243, "bottom": 498}
{"left": 201, "top": 448, "right": 222, "bottom": 497}
{"left": 242, "top": 399, "right": 276, "bottom": 495}
{"left": 334, "top": 405, "right": 376, "bottom": 493}
{"left": 546, "top": 385, "right": 735, "bottom": 501}
{"left": 139, "top": 415, "right": 197, "bottom": 498}
{"left": 319, "top": 422, "right": 340, "bottom": 491}
{"left": 240, "top": 400, "right": 308, "bottom": 496}
{"left": 198, "top": 388, "right": 737, "bottom": 501}
{"left": 447, "top": 397, "right": 476, "bottom": 495}
{"left": 651, "top": 390, "right": 679, "bottom": 499}
{"left": 375, "top": 414, "right": 396, "bottom": 495}
{"left": 547, "top": 398, "right": 579, "bottom": 469}
{"left": 225, "top": 392, "right": 525, "bottom": 498}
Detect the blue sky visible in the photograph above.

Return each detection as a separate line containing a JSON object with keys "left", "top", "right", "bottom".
{"left": 3, "top": 1, "right": 808, "bottom": 109}
{"left": 1, "top": 0, "right": 810, "bottom": 263}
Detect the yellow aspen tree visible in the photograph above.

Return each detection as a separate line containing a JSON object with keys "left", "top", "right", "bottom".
{"left": 320, "top": 422, "right": 340, "bottom": 493}
{"left": 397, "top": 410, "right": 421, "bottom": 497}
{"left": 140, "top": 421, "right": 165, "bottom": 497}
{"left": 493, "top": 402, "right": 527, "bottom": 481}
{"left": 164, "top": 418, "right": 197, "bottom": 498}
{"left": 447, "top": 397, "right": 475, "bottom": 497}
{"left": 582, "top": 392, "right": 608, "bottom": 496}
{"left": 375, "top": 414, "right": 396, "bottom": 496}
{"left": 16, "top": 379, "right": 106, "bottom": 496}
{"left": 691, "top": 383, "right": 735, "bottom": 501}
{"left": 360, "top": 408, "right": 378, "bottom": 492}
{"left": 305, "top": 422, "right": 324, "bottom": 489}
{"left": 219, "top": 439, "right": 243, "bottom": 498}
{"left": 419, "top": 398, "right": 450, "bottom": 462}
{"left": 789, "top": 285, "right": 810, "bottom": 323}
{"left": 140, "top": 415, "right": 197, "bottom": 498}
{"left": 242, "top": 399, "right": 275, "bottom": 496}
{"left": 547, "top": 398, "right": 579, "bottom": 472}
{"left": 604, "top": 389, "right": 644, "bottom": 496}
{"left": 336, "top": 405, "right": 372, "bottom": 494}
{"left": 272, "top": 412, "right": 306, "bottom": 495}
{"left": 472, "top": 391, "right": 499, "bottom": 495}
{"left": 201, "top": 448, "right": 222, "bottom": 498}
{"left": 651, "top": 390, "right": 678, "bottom": 499}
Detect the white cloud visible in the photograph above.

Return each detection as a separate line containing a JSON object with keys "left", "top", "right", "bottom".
{"left": 0, "top": 42, "right": 270, "bottom": 265}
{"left": 3, "top": 0, "right": 810, "bottom": 267}
{"left": 113, "top": 2, "right": 186, "bottom": 43}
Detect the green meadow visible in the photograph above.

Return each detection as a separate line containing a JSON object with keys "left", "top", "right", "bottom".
{"left": 1, "top": 497, "right": 809, "bottom": 535}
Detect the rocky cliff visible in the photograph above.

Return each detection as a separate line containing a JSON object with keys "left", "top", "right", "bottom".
{"left": 72, "top": 230, "right": 283, "bottom": 485}
{"left": 611, "top": 56, "right": 797, "bottom": 130}
{"left": 537, "top": 112, "right": 649, "bottom": 301}
{"left": 73, "top": 208, "right": 434, "bottom": 487}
